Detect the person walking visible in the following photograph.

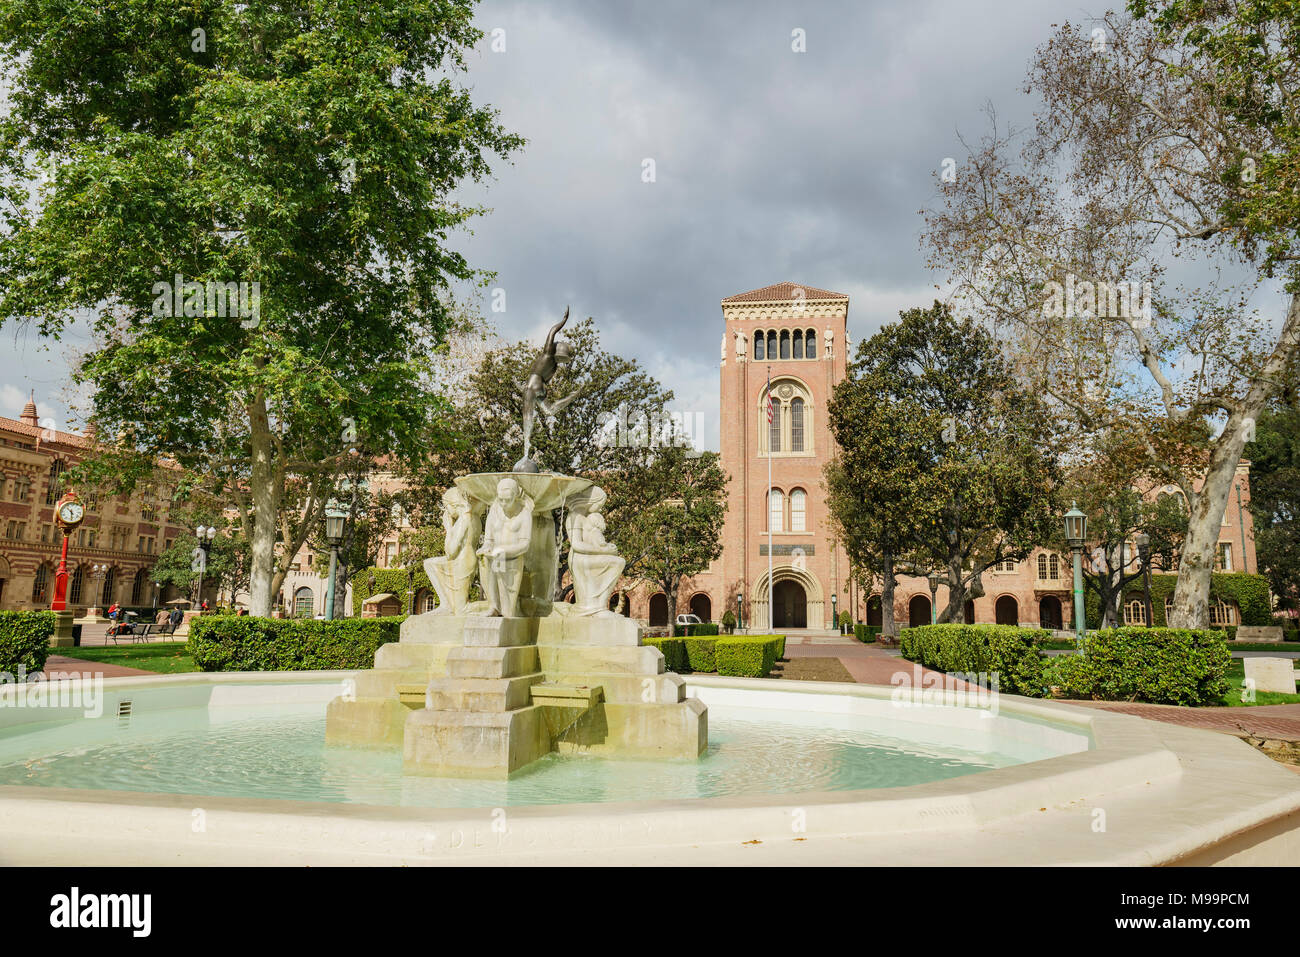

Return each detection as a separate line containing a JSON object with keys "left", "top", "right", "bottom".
{"left": 168, "top": 606, "right": 183, "bottom": 635}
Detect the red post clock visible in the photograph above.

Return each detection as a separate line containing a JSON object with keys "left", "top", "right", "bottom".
{"left": 50, "top": 491, "right": 84, "bottom": 611}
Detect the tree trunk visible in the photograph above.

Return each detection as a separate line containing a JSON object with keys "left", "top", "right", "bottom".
{"left": 665, "top": 577, "right": 678, "bottom": 632}
{"left": 880, "top": 548, "right": 897, "bottom": 637}
{"left": 246, "top": 391, "right": 280, "bottom": 618}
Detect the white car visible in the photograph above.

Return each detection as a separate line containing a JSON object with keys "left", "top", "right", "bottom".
{"left": 675, "top": 614, "right": 703, "bottom": 626}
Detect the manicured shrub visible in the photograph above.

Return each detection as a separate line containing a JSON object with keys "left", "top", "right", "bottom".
{"left": 854, "top": 623, "right": 881, "bottom": 643}
{"left": 900, "top": 624, "right": 1048, "bottom": 697}
{"left": 188, "top": 615, "right": 405, "bottom": 671}
{"left": 715, "top": 635, "right": 784, "bottom": 678}
{"left": 643, "top": 635, "right": 688, "bottom": 671}
{"left": 0, "top": 610, "right": 54, "bottom": 674}
{"left": 1052, "top": 627, "right": 1230, "bottom": 706}
{"left": 672, "top": 622, "right": 720, "bottom": 637}
{"left": 720, "top": 609, "right": 736, "bottom": 633}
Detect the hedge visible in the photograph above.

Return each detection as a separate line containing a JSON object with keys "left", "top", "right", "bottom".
{"left": 642, "top": 633, "right": 785, "bottom": 678}
{"left": 854, "top": 623, "right": 881, "bottom": 643}
{"left": 0, "top": 610, "right": 54, "bottom": 674}
{"left": 899, "top": 624, "right": 1049, "bottom": 697}
{"left": 188, "top": 615, "right": 405, "bottom": 671}
{"left": 672, "top": 622, "right": 720, "bottom": 637}
{"left": 1043, "top": 627, "right": 1229, "bottom": 706}
{"left": 350, "top": 566, "right": 432, "bottom": 618}
{"left": 1086, "top": 572, "right": 1273, "bottom": 628}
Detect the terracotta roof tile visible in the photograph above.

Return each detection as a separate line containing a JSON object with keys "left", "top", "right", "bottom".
{"left": 721, "top": 281, "right": 849, "bottom": 303}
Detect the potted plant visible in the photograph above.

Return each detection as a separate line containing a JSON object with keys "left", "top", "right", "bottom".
{"left": 720, "top": 609, "right": 737, "bottom": 634}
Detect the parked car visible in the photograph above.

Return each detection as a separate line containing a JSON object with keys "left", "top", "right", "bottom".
{"left": 674, "top": 614, "right": 702, "bottom": 627}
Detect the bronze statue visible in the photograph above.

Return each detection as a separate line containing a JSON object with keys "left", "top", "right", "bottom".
{"left": 516, "top": 307, "right": 581, "bottom": 471}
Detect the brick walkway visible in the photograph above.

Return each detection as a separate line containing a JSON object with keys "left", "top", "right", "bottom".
{"left": 42, "top": 656, "right": 157, "bottom": 680}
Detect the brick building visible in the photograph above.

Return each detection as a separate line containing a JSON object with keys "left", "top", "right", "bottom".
{"left": 0, "top": 394, "right": 188, "bottom": 615}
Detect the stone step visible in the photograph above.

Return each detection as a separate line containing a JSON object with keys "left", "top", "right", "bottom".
{"left": 446, "top": 645, "right": 540, "bottom": 679}
{"left": 542, "top": 670, "right": 686, "bottom": 705}
{"left": 536, "top": 615, "right": 643, "bottom": 647}
{"left": 463, "top": 617, "right": 539, "bottom": 648}
{"left": 538, "top": 644, "right": 664, "bottom": 676}
{"left": 373, "top": 641, "right": 456, "bottom": 671}
{"left": 425, "top": 673, "right": 543, "bottom": 712}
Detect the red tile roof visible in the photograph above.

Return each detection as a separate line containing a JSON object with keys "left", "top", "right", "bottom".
{"left": 0, "top": 415, "right": 88, "bottom": 448}
{"left": 722, "top": 281, "right": 849, "bottom": 303}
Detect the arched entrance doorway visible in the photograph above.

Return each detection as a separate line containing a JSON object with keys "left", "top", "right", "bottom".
{"left": 648, "top": 593, "right": 668, "bottom": 627}
{"left": 689, "top": 593, "right": 711, "bottom": 622}
{"left": 608, "top": 592, "right": 631, "bottom": 616}
{"left": 995, "top": 595, "right": 1019, "bottom": 626}
{"left": 772, "top": 580, "right": 807, "bottom": 628}
{"left": 866, "top": 595, "right": 882, "bottom": 627}
{"left": 1039, "top": 595, "right": 1063, "bottom": 630}
{"left": 908, "top": 595, "right": 931, "bottom": 628}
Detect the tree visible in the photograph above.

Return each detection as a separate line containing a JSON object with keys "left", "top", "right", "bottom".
{"left": 829, "top": 303, "right": 1062, "bottom": 626}
{"left": 618, "top": 446, "right": 728, "bottom": 628}
{"left": 924, "top": 5, "right": 1300, "bottom": 626}
{"left": 151, "top": 522, "right": 249, "bottom": 607}
{"left": 0, "top": 1, "right": 523, "bottom": 616}
{"left": 304, "top": 466, "right": 401, "bottom": 619}
{"left": 1245, "top": 394, "right": 1300, "bottom": 612}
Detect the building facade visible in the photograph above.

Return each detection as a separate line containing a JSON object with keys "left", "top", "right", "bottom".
{"left": 0, "top": 394, "right": 187, "bottom": 615}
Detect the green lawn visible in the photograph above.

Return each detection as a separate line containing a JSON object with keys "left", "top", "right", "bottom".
{"left": 54, "top": 641, "right": 197, "bottom": 674}
{"left": 1219, "top": 660, "right": 1300, "bottom": 707}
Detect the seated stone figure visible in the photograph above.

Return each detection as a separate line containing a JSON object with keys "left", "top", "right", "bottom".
{"left": 424, "top": 487, "right": 481, "bottom": 615}
{"left": 566, "top": 486, "right": 625, "bottom": 617}
{"left": 476, "top": 477, "right": 535, "bottom": 617}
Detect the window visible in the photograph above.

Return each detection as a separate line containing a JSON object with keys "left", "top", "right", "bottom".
{"left": 1217, "top": 542, "right": 1233, "bottom": 571}
{"left": 779, "top": 330, "right": 790, "bottom": 359}
{"left": 790, "top": 398, "right": 804, "bottom": 452}
{"left": 137, "top": 536, "right": 146, "bottom": 553}
{"left": 384, "top": 543, "right": 398, "bottom": 567}
{"left": 790, "top": 489, "right": 806, "bottom": 532}
{"left": 805, "top": 329, "right": 816, "bottom": 359}
{"left": 753, "top": 331, "right": 765, "bottom": 360}
{"left": 294, "top": 587, "right": 315, "bottom": 618}
{"left": 69, "top": 566, "right": 84, "bottom": 604}
{"left": 768, "top": 489, "right": 784, "bottom": 532}
{"left": 87, "top": 528, "right": 96, "bottom": 548}
{"left": 766, "top": 330, "right": 776, "bottom": 358}
{"left": 1049, "top": 554, "right": 1060, "bottom": 579}
{"left": 14, "top": 476, "right": 29, "bottom": 502}
{"left": 44, "top": 460, "right": 64, "bottom": 505}
{"left": 421, "top": 591, "right": 436, "bottom": 613}
{"left": 1124, "top": 598, "right": 1148, "bottom": 625}
{"left": 994, "top": 558, "right": 1017, "bottom": 572}
{"left": 131, "top": 569, "right": 148, "bottom": 604}
{"left": 1209, "top": 600, "right": 1237, "bottom": 626}
{"left": 31, "top": 565, "right": 49, "bottom": 604}
{"left": 1037, "top": 554, "right": 1048, "bottom": 579}
{"left": 793, "top": 329, "right": 804, "bottom": 359}
{"left": 101, "top": 568, "right": 115, "bottom": 606}
{"left": 768, "top": 398, "right": 781, "bottom": 452}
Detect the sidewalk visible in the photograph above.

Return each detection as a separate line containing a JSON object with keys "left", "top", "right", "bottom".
{"left": 42, "top": 655, "right": 158, "bottom": 679}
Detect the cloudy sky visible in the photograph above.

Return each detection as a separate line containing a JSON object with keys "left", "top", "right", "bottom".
{"left": 0, "top": 0, "right": 1103, "bottom": 447}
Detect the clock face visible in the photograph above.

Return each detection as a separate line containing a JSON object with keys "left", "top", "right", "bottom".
{"left": 58, "top": 502, "right": 84, "bottom": 525}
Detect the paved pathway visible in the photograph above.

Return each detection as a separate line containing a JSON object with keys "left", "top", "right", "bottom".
{"left": 42, "top": 655, "right": 157, "bottom": 680}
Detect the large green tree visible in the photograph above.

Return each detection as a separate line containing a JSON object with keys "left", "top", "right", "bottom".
{"left": 1245, "top": 394, "right": 1300, "bottom": 612}
{"left": 0, "top": 0, "right": 522, "bottom": 615}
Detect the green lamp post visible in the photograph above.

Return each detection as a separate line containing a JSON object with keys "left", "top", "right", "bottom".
{"left": 1064, "top": 503, "right": 1088, "bottom": 643}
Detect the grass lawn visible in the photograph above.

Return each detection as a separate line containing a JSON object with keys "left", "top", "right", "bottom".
{"left": 1218, "top": 660, "right": 1300, "bottom": 707}
{"left": 54, "top": 642, "right": 197, "bottom": 674}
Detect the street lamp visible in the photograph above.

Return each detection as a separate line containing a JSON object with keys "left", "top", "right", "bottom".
{"left": 927, "top": 570, "right": 944, "bottom": 625}
{"left": 89, "top": 563, "right": 109, "bottom": 618}
{"left": 1064, "top": 504, "right": 1088, "bottom": 642}
{"left": 736, "top": 593, "right": 744, "bottom": 633}
{"left": 195, "top": 525, "right": 216, "bottom": 612}
{"left": 152, "top": 580, "right": 161, "bottom": 617}
{"left": 831, "top": 593, "right": 839, "bottom": 633}
{"left": 324, "top": 500, "right": 349, "bottom": 621}
{"left": 1134, "top": 531, "right": 1154, "bottom": 627}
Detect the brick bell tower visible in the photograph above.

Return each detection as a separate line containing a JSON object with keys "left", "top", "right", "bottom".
{"left": 715, "top": 282, "right": 850, "bottom": 630}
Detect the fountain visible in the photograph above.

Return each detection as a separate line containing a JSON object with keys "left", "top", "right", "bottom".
{"left": 324, "top": 315, "right": 707, "bottom": 777}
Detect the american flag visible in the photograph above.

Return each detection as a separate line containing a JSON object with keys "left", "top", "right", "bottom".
{"left": 766, "top": 376, "right": 775, "bottom": 423}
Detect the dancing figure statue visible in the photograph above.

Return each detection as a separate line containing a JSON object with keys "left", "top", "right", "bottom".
{"left": 565, "top": 486, "right": 625, "bottom": 616}
{"left": 424, "top": 487, "right": 481, "bottom": 615}
{"left": 517, "top": 307, "right": 581, "bottom": 471}
{"left": 476, "top": 478, "right": 535, "bottom": 617}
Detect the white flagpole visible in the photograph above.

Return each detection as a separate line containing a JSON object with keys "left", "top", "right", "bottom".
{"left": 767, "top": 365, "right": 773, "bottom": 634}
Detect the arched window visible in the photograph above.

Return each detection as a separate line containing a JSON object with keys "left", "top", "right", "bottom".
{"left": 294, "top": 586, "right": 315, "bottom": 618}
{"left": 45, "top": 459, "right": 65, "bottom": 505}
{"left": 768, "top": 397, "right": 781, "bottom": 452}
{"left": 132, "top": 568, "right": 148, "bottom": 604}
{"left": 790, "top": 398, "right": 805, "bottom": 452}
{"left": 753, "top": 330, "right": 765, "bottom": 360}
{"left": 101, "top": 567, "right": 116, "bottom": 607}
{"left": 31, "top": 564, "right": 50, "bottom": 604}
{"left": 779, "top": 330, "right": 791, "bottom": 359}
{"left": 1037, "top": 554, "right": 1048, "bottom": 579}
{"left": 805, "top": 329, "right": 816, "bottom": 359}
{"left": 419, "top": 589, "right": 436, "bottom": 613}
{"left": 793, "top": 329, "right": 804, "bottom": 359}
{"left": 769, "top": 489, "right": 784, "bottom": 532}
{"left": 790, "top": 489, "right": 806, "bottom": 532}
{"left": 1124, "top": 598, "right": 1147, "bottom": 625}
{"left": 1209, "top": 600, "right": 1237, "bottom": 626}
{"left": 766, "top": 330, "right": 776, "bottom": 358}
{"left": 1049, "top": 554, "right": 1060, "bottom": 578}
{"left": 69, "top": 566, "right": 84, "bottom": 604}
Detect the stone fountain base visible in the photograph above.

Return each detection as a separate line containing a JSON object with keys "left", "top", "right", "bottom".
{"left": 325, "top": 610, "right": 707, "bottom": 778}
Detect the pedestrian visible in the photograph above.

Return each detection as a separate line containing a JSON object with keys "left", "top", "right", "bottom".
{"left": 168, "top": 606, "right": 183, "bottom": 635}
{"left": 107, "top": 602, "right": 119, "bottom": 622}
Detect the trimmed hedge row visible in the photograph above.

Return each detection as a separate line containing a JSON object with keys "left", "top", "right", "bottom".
{"left": 188, "top": 615, "right": 406, "bottom": 671}
{"left": 1043, "top": 627, "right": 1230, "bottom": 706}
{"left": 1087, "top": 572, "right": 1273, "bottom": 628}
{"left": 642, "top": 634, "right": 785, "bottom": 678}
{"left": 900, "top": 624, "right": 1050, "bottom": 696}
{"left": 350, "top": 567, "right": 432, "bottom": 618}
{"left": 672, "top": 622, "right": 720, "bottom": 637}
{"left": 0, "top": 610, "right": 54, "bottom": 674}
{"left": 854, "top": 623, "right": 881, "bottom": 643}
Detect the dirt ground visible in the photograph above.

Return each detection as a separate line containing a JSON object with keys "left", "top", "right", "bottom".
{"left": 770, "top": 656, "right": 856, "bottom": 683}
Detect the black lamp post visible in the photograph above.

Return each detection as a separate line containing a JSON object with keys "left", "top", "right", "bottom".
{"left": 195, "top": 525, "right": 216, "bottom": 611}
{"left": 324, "top": 501, "right": 348, "bottom": 621}
{"left": 1064, "top": 504, "right": 1088, "bottom": 641}
{"left": 831, "top": 592, "right": 839, "bottom": 633}
{"left": 152, "top": 580, "right": 161, "bottom": 617}
{"left": 736, "top": 593, "right": 744, "bottom": 633}
{"left": 927, "top": 570, "right": 943, "bottom": 625}
{"left": 1134, "top": 531, "right": 1154, "bottom": 626}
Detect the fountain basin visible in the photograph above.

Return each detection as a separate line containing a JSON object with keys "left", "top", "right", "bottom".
{"left": 0, "top": 671, "right": 1297, "bottom": 865}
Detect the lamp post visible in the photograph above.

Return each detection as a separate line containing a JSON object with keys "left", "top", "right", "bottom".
{"left": 1134, "top": 531, "right": 1154, "bottom": 627}
{"left": 831, "top": 593, "right": 839, "bottom": 633}
{"left": 1064, "top": 504, "right": 1088, "bottom": 643}
{"left": 927, "top": 570, "right": 943, "bottom": 625}
{"left": 152, "top": 580, "right": 161, "bottom": 617}
{"left": 736, "top": 593, "right": 744, "bottom": 633}
{"left": 88, "top": 563, "right": 109, "bottom": 618}
{"left": 194, "top": 525, "right": 216, "bottom": 612}
{"left": 324, "top": 501, "right": 349, "bottom": 621}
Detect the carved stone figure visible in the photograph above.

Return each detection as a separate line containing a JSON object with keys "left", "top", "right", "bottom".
{"left": 565, "top": 486, "right": 624, "bottom": 616}
{"left": 735, "top": 329, "right": 746, "bottom": 357}
{"left": 517, "top": 307, "right": 581, "bottom": 471}
{"left": 423, "top": 487, "right": 480, "bottom": 615}
{"left": 476, "top": 478, "right": 535, "bottom": 617}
